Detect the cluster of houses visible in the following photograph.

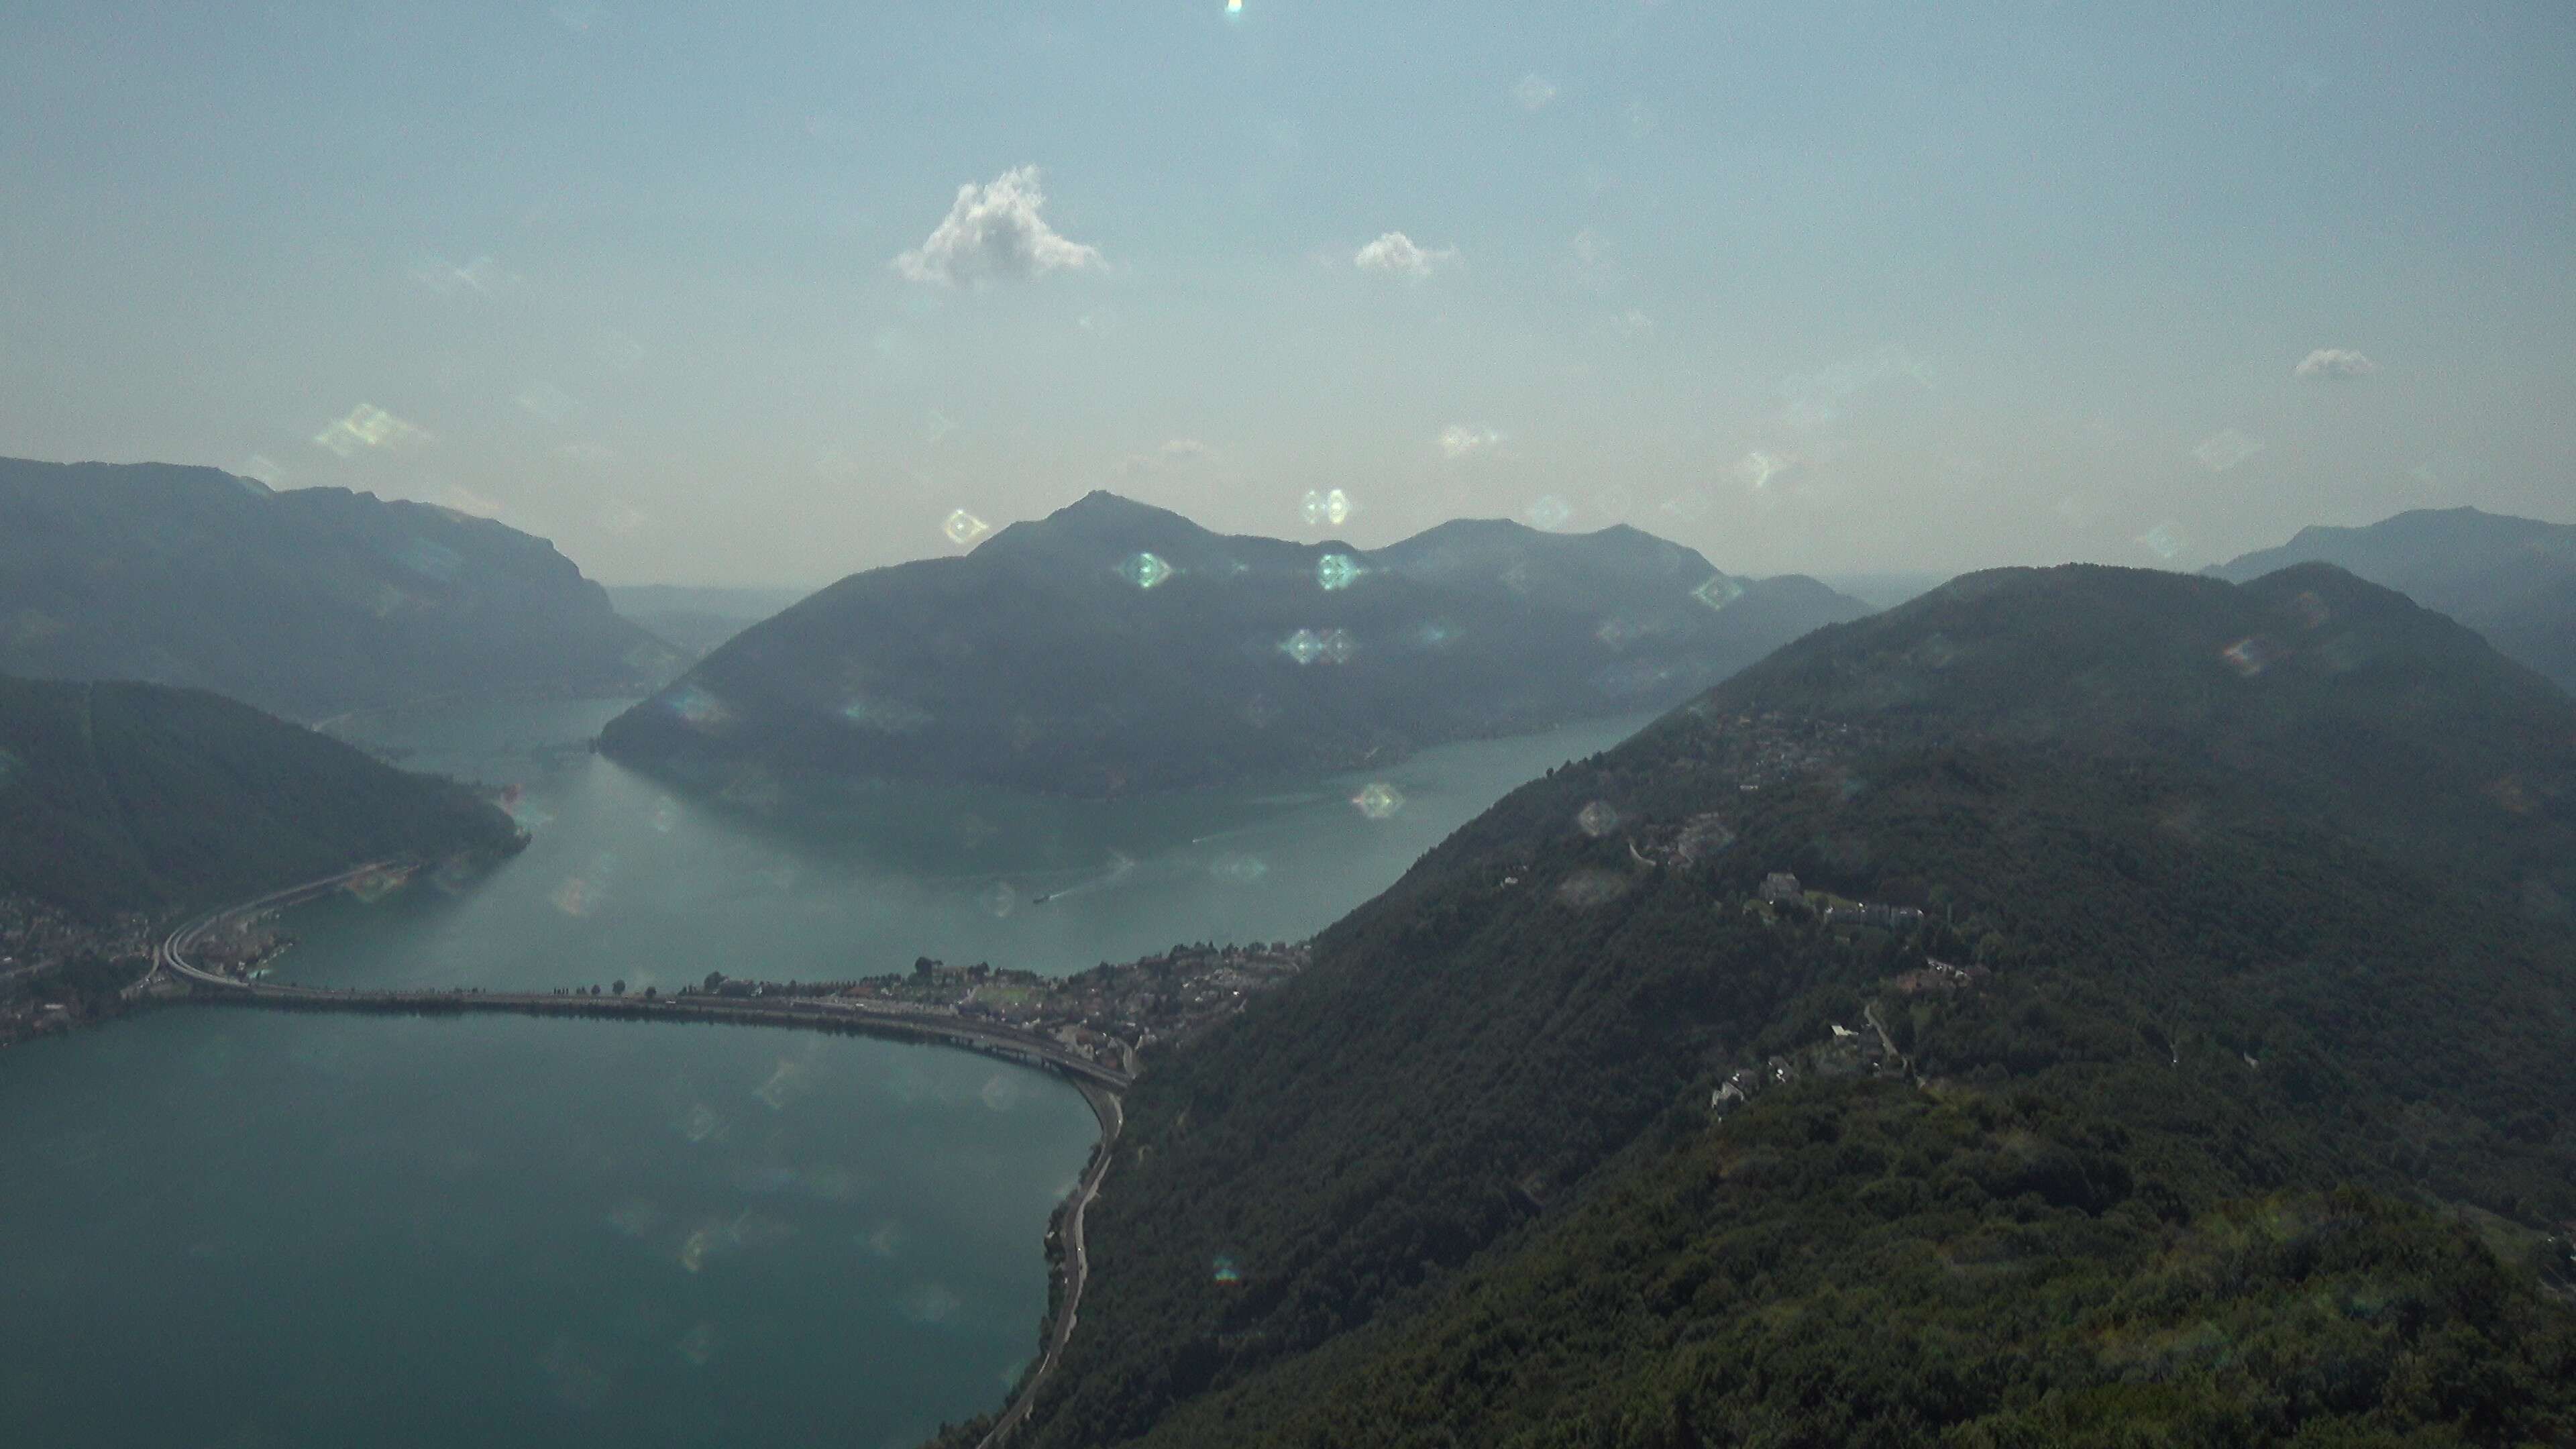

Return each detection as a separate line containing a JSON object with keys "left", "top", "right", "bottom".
{"left": 1709, "top": 1013, "right": 1907, "bottom": 1119}
{"left": 0, "top": 896, "right": 156, "bottom": 1046}
{"left": 1752, "top": 871, "right": 1929, "bottom": 932}
{"left": 1680, "top": 710, "right": 1879, "bottom": 794}
{"left": 1888, "top": 958, "right": 1991, "bottom": 996}
{"left": 680, "top": 940, "right": 1312, "bottom": 1071}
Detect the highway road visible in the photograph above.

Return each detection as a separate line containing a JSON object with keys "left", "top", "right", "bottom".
{"left": 977, "top": 1080, "right": 1123, "bottom": 1449}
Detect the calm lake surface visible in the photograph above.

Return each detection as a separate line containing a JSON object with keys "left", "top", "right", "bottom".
{"left": 0, "top": 698, "right": 1648, "bottom": 1448}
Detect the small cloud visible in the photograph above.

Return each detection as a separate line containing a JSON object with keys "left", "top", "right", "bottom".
{"left": 2193, "top": 428, "right": 2264, "bottom": 472}
{"left": 1735, "top": 449, "right": 1794, "bottom": 491}
{"left": 436, "top": 484, "right": 508, "bottom": 519}
{"left": 599, "top": 501, "right": 649, "bottom": 535}
{"left": 1611, "top": 309, "right": 1654, "bottom": 338}
{"left": 594, "top": 331, "right": 645, "bottom": 371}
{"left": 409, "top": 253, "right": 503, "bottom": 296}
{"left": 552, "top": 3, "right": 606, "bottom": 33}
{"left": 1354, "top": 231, "right": 1457, "bottom": 279}
{"left": 894, "top": 166, "right": 1105, "bottom": 286}
{"left": 1570, "top": 227, "right": 1620, "bottom": 288}
{"left": 235, "top": 454, "right": 285, "bottom": 488}
{"left": 2137, "top": 521, "right": 2192, "bottom": 561}
{"left": 1778, "top": 345, "right": 1931, "bottom": 431}
{"left": 551, "top": 443, "right": 616, "bottom": 468}
{"left": 313, "top": 404, "right": 431, "bottom": 457}
{"left": 1438, "top": 425, "right": 1505, "bottom": 460}
{"left": 1624, "top": 100, "right": 1655, "bottom": 139}
{"left": 1513, "top": 74, "right": 1559, "bottom": 111}
{"left": 1117, "top": 438, "right": 1218, "bottom": 476}
{"left": 2294, "top": 347, "right": 2377, "bottom": 380}
{"left": 517, "top": 381, "right": 581, "bottom": 423}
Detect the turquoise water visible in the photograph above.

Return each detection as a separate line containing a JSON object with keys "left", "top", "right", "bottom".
{"left": 276, "top": 699, "right": 1650, "bottom": 994}
{"left": 0, "top": 700, "right": 1647, "bottom": 1446}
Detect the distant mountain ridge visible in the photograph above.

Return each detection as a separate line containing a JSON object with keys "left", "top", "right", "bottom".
{"left": 2210, "top": 506, "right": 2576, "bottom": 692}
{"left": 598, "top": 492, "right": 1874, "bottom": 797}
{"left": 0, "top": 457, "right": 681, "bottom": 721}
{"left": 604, "top": 584, "right": 814, "bottom": 661}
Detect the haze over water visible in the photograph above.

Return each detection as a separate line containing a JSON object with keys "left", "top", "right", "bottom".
{"left": 0, "top": 698, "right": 1647, "bottom": 1447}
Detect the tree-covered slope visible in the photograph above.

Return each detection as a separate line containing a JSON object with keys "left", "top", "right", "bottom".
{"left": 0, "top": 457, "right": 680, "bottom": 720}
{"left": 971, "top": 563, "right": 2576, "bottom": 1448}
{"left": 598, "top": 492, "right": 1870, "bottom": 797}
{"left": 0, "top": 675, "right": 522, "bottom": 918}
{"left": 2210, "top": 506, "right": 2576, "bottom": 693}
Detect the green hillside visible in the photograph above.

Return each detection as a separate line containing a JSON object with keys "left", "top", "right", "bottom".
{"left": 0, "top": 456, "right": 680, "bottom": 720}
{"left": 600, "top": 492, "right": 1871, "bottom": 798}
{"left": 959, "top": 563, "right": 2576, "bottom": 1447}
{"left": 0, "top": 675, "right": 523, "bottom": 918}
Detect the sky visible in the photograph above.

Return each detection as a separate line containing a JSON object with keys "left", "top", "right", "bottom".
{"left": 1, "top": 1, "right": 2570, "bottom": 586}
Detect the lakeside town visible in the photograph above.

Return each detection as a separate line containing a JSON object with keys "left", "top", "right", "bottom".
{"left": 675, "top": 938, "right": 1313, "bottom": 1074}
{"left": 0, "top": 894, "right": 156, "bottom": 1046}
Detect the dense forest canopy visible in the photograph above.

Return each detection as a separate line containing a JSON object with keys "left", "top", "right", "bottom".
{"left": 952, "top": 561, "right": 2576, "bottom": 1448}
{"left": 598, "top": 491, "right": 1870, "bottom": 798}
{"left": 0, "top": 674, "right": 521, "bottom": 918}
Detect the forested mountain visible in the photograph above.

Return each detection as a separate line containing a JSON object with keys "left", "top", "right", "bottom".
{"left": 2210, "top": 506, "right": 2576, "bottom": 692}
{"left": 599, "top": 492, "right": 1870, "bottom": 797}
{"left": 954, "top": 562, "right": 2576, "bottom": 1448}
{"left": 0, "top": 674, "right": 521, "bottom": 918}
{"left": 0, "top": 457, "right": 681, "bottom": 720}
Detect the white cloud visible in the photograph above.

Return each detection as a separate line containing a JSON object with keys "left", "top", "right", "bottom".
{"left": 409, "top": 252, "right": 503, "bottom": 296}
{"left": 1778, "top": 345, "right": 1931, "bottom": 430}
{"left": 313, "top": 404, "right": 431, "bottom": 457}
{"left": 1116, "top": 438, "right": 1218, "bottom": 476}
{"left": 436, "top": 484, "right": 508, "bottom": 519}
{"left": 1571, "top": 227, "right": 1621, "bottom": 289}
{"left": 894, "top": 166, "right": 1104, "bottom": 286}
{"left": 2193, "top": 428, "right": 2264, "bottom": 472}
{"left": 1354, "top": 231, "right": 1457, "bottom": 279}
{"left": 1735, "top": 449, "right": 1794, "bottom": 491}
{"left": 1513, "top": 74, "right": 1559, "bottom": 111}
{"left": 1611, "top": 309, "right": 1654, "bottom": 337}
{"left": 2294, "top": 347, "right": 2377, "bottom": 380}
{"left": 1438, "top": 425, "right": 1505, "bottom": 460}
{"left": 517, "top": 381, "right": 580, "bottom": 423}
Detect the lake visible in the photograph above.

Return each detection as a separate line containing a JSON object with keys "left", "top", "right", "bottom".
{"left": 0, "top": 700, "right": 1648, "bottom": 1447}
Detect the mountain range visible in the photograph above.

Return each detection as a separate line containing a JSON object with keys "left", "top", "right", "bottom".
{"left": 598, "top": 492, "right": 1872, "bottom": 798}
{"left": 0, "top": 457, "right": 680, "bottom": 722}
{"left": 945, "top": 560, "right": 2576, "bottom": 1447}
{"left": 2210, "top": 506, "right": 2576, "bottom": 693}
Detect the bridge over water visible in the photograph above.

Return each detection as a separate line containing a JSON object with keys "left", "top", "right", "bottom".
{"left": 152, "top": 863, "right": 1132, "bottom": 1091}
{"left": 150, "top": 861, "right": 1131, "bottom": 1448}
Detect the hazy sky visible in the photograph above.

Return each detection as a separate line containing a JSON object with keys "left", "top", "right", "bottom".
{"left": 3, "top": 3, "right": 2569, "bottom": 586}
